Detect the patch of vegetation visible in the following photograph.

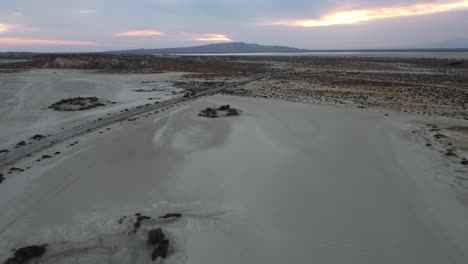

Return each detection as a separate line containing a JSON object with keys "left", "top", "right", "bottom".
{"left": 49, "top": 97, "right": 105, "bottom": 111}
{"left": 218, "top": 104, "right": 230, "bottom": 111}
{"left": 226, "top": 108, "right": 239, "bottom": 116}
{"left": 199, "top": 105, "right": 240, "bottom": 118}
{"left": 199, "top": 107, "right": 218, "bottom": 118}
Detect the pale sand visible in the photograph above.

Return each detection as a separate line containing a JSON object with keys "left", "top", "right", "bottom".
{"left": 0, "top": 69, "right": 185, "bottom": 149}
{"left": 1, "top": 95, "right": 468, "bottom": 263}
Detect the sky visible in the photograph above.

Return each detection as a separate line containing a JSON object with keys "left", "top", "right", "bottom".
{"left": 0, "top": 0, "right": 468, "bottom": 52}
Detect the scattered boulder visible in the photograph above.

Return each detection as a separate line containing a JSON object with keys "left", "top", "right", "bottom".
{"left": 15, "top": 141, "right": 26, "bottom": 148}
{"left": 30, "top": 134, "right": 45, "bottom": 140}
{"left": 151, "top": 240, "right": 169, "bottom": 261}
{"left": 133, "top": 215, "right": 151, "bottom": 231}
{"left": 148, "top": 228, "right": 165, "bottom": 245}
{"left": 461, "top": 160, "right": 468, "bottom": 165}
{"left": 433, "top": 133, "right": 447, "bottom": 139}
{"left": 42, "top": 155, "right": 52, "bottom": 159}
{"left": 159, "top": 213, "right": 182, "bottom": 219}
{"left": 445, "top": 149, "right": 458, "bottom": 157}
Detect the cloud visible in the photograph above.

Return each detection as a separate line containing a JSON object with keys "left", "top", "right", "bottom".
{"left": 268, "top": 0, "right": 468, "bottom": 27}
{"left": 115, "top": 30, "right": 166, "bottom": 37}
{"left": 187, "top": 33, "right": 232, "bottom": 42}
{"left": 0, "top": 24, "right": 9, "bottom": 33}
{"left": 72, "top": 9, "right": 97, "bottom": 15}
{"left": 0, "top": 37, "right": 99, "bottom": 46}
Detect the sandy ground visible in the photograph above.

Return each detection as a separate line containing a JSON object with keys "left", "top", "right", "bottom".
{"left": 227, "top": 58, "right": 468, "bottom": 120}
{"left": 0, "top": 69, "right": 185, "bottom": 149}
{"left": 1, "top": 95, "right": 468, "bottom": 263}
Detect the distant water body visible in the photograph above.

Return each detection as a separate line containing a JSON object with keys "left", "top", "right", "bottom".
{"left": 176, "top": 52, "right": 468, "bottom": 59}
{"left": 0, "top": 59, "right": 29, "bottom": 64}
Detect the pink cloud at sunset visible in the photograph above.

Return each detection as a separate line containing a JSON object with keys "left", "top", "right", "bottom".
{"left": 0, "top": 37, "right": 99, "bottom": 46}
{"left": 115, "top": 30, "right": 166, "bottom": 37}
{"left": 190, "top": 34, "right": 232, "bottom": 42}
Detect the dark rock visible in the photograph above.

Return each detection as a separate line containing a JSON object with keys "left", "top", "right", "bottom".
{"left": 433, "top": 133, "right": 447, "bottom": 139}
{"left": 133, "top": 215, "right": 151, "bottom": 231}
{"left": 151, "top": 240, "right": 169, "bottom": 261}
{"left": 148, "top": 228, "right": 165, "bottom": 245}
{"left": 137, "top": 216, "right": 151, "bottom": 222}
{"left": 159, "top": 213, "right": 182, "bottom": 219}
{"left": 461, "top": 160, "right": 468, "bottom": 165}
{"left": 218, "top": 105, "right": 230, "bottom": 111}
{"left": 425, "top": 143, "right": 432, "bottom": 147}
{"left": 14, "top": 245, "right": 47, "bottom": 259}
{"left": 30, "top": 134, "right": 45, "bottom": 140}
{"left": 199, "top": 108, "right": 218, "bottom": 118}
{"left": 15, "top": 141, "right": 26, "bottom": 147}
{"left": 448, "top": 61, "right": 464, "bottom": 66}
{"left": 3, "top": 257, "right": 25, "bottom": 264}
{"left": 42, "top": 155, "right": 52, "bottom": 159}
{"left": 226, "top": 108, "right": 239, "bottom": 116}
{"left": 54, "top": 152, "right": 61, "bottom": 155}
{"left": 445, "top": 151, "right": 458, "bottom": 157}
{"left": 0, "top": 149, "right": 9, "bottom": 154}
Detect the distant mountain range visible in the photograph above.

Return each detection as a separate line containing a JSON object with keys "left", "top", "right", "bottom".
{"left": 104, "top": 42, "right": 311, "bottom": 55}
{"left": 1, "top": 42, "right": 467, "bottom": 59}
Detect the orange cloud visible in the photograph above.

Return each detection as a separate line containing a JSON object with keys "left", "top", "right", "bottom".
{"left": 0, "top": 37, "right": 99, "bottom": 46}
{"left": 191, "top": 34, "right": 232, "bottom": 42}
{"left": 116, "top": 30, "right": 165, "bottom": 37}
{"left": 270, "top": 0, "right": 468, "bottom": 27}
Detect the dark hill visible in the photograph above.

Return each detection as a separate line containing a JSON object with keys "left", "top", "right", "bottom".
{"left": 105, "top": 42, "right": 311, "bottom": 55}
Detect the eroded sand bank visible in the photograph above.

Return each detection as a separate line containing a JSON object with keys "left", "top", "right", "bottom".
{"left": 1, "top": 95, "right": 467, "bottom": 263}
